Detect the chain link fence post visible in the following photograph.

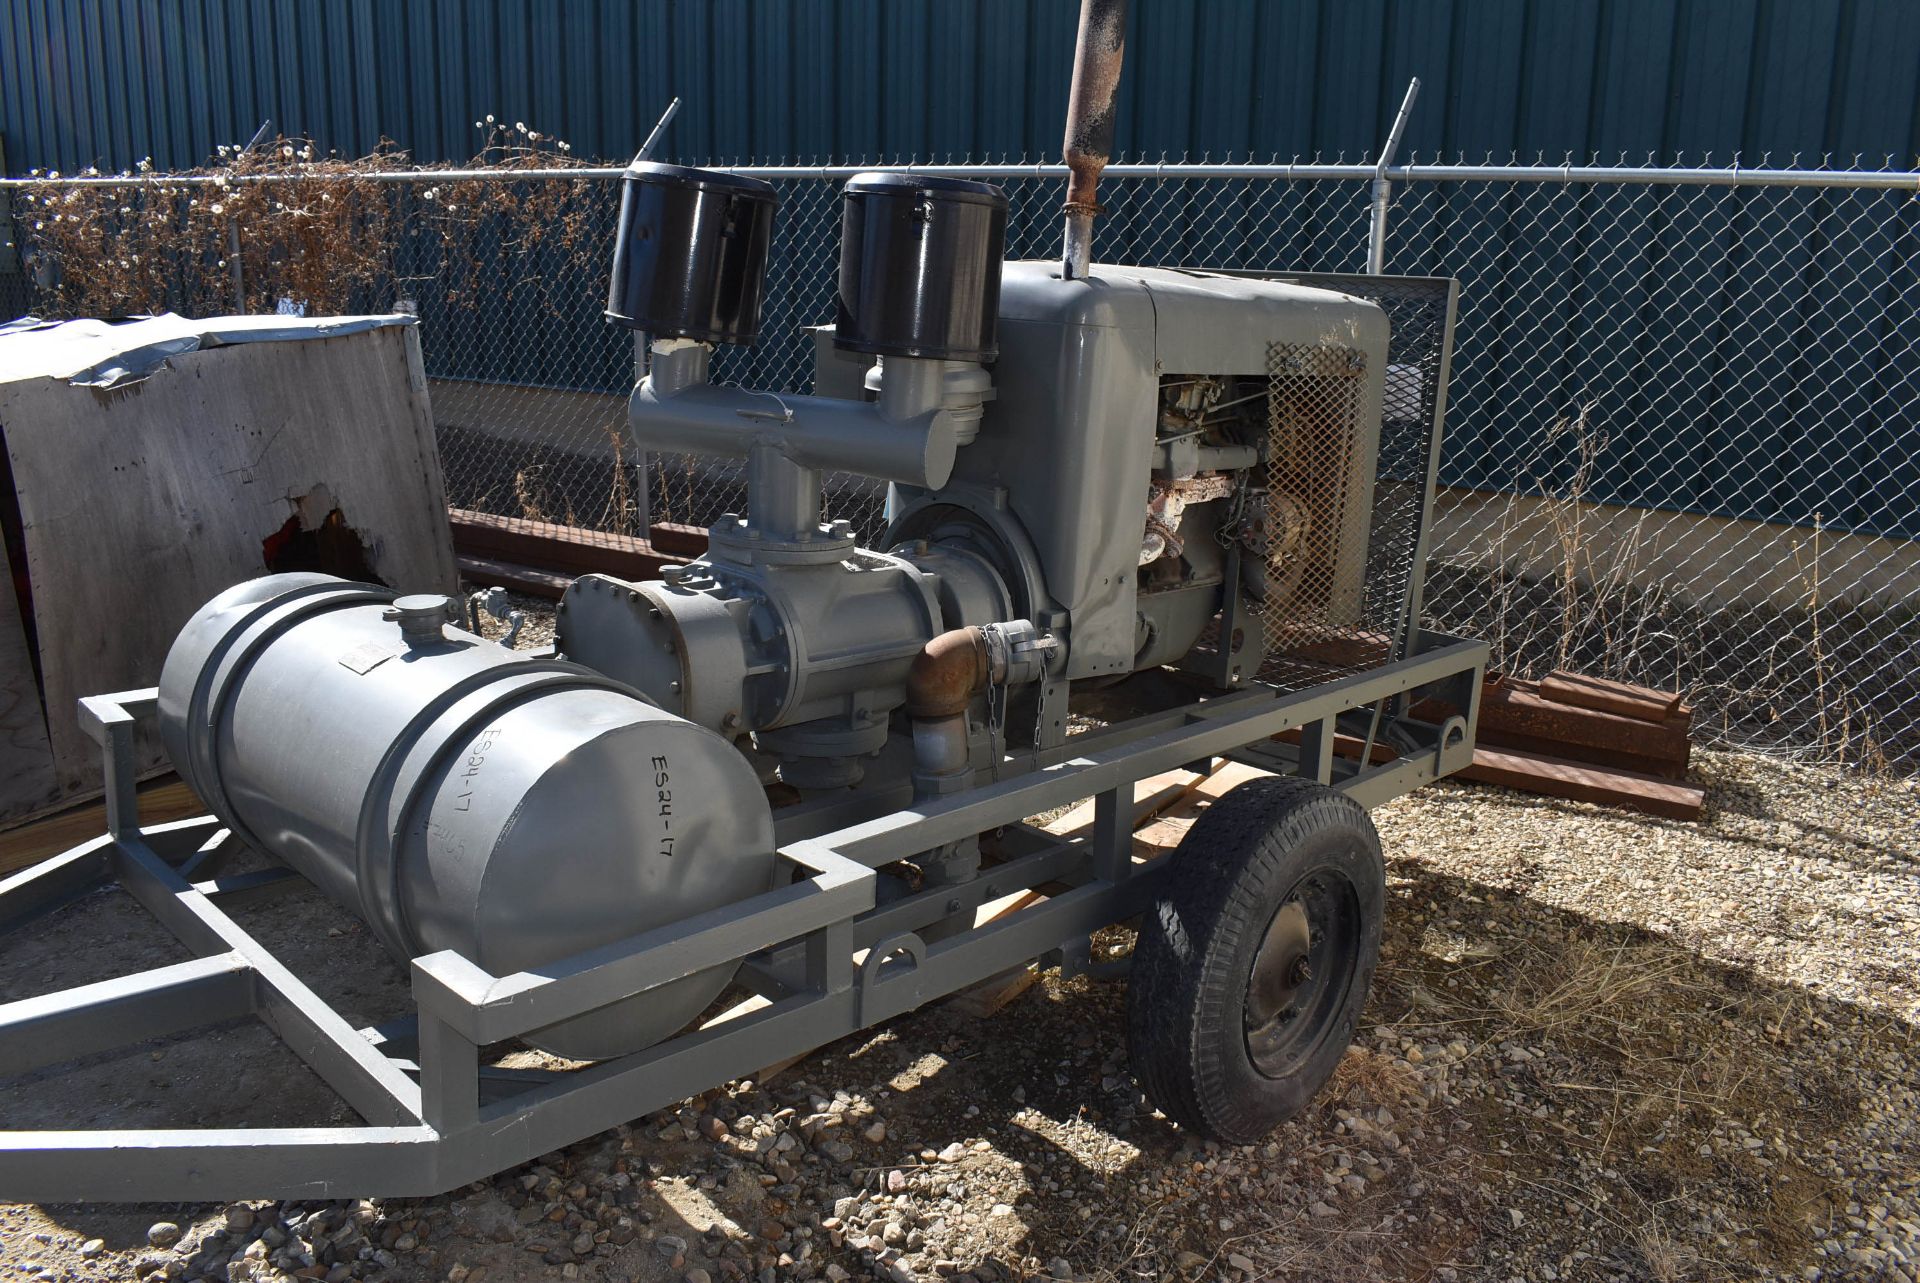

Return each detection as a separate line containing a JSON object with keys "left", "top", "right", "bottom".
{"left": 1368, "top": 79, "right": 1421, "bottom": 275}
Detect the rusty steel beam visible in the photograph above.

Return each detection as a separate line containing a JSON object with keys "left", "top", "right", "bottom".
{"left": 1537, "top": 670, "right": 1686, "bottom": 722}
{"left": 647, "top": 521, "right": 711, "bottom": 557}
{"left": 448, "top": 508, "right": 674, "bottom": 581}
{"left": 1459, "top": 747, "right": 1703, "bottom": 821}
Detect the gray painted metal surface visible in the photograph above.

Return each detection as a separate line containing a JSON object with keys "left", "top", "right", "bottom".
{"left": 0, "top": 160, "right": 1481, "bottom": 1195}
{"left": 1367, "top": 78, "right": 1421, "bottom": 276}
{"left": 904, "top": 262, "right": 1389, "bottom": 683}
{"left": 574, "top": 339, "right": 1015, "bottom": 788}
{"left": 157, "top": 573, "right": 777, "bottom": 1060}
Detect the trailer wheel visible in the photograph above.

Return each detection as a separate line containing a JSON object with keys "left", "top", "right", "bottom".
{"left": 1127, "top": 776, "right": 1383, "bottom": 1143}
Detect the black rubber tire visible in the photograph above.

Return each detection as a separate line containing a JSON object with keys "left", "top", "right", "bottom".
{"left": 1127, "top": 775, "right": 1384, "bottom": 1143}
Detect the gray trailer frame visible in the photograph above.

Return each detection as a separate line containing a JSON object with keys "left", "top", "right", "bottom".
{"left": 0, "top": 629, "right": 1481, "bottom": 1201}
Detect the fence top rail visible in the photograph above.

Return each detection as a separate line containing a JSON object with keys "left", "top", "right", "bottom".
{"left": 4, "top": 161, "right": 1919, "bottom": 191}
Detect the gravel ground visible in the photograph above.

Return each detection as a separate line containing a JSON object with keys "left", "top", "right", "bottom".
{"left": 3, "top": 654, "right": 1915, "bottom": 1283}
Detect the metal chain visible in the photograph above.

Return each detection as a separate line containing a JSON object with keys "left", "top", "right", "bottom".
{"left": 985, "top": 678, "right": 1008, "bottom": 783}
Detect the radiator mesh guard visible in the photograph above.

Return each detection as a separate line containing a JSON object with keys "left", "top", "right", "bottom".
{"left": 1253, "top": 277, "right": 1453, "bottom": 691}
{"left": 1252, "top": 341, "right": 1376, "bottom": 686}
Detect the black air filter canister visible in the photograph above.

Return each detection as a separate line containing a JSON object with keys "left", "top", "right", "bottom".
{"left": 606, "top": 162, "right": 777, "bottom": 344}
{"left": 835, "top": 173, "right": 1008, "bottom": 362}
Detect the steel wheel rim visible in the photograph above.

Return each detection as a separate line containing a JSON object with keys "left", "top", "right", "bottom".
{"left": 1242, "top": 867, "right": 1362, "bottom": 1079}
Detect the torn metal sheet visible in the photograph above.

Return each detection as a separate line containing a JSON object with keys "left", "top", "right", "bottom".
{"left": 0, "top": 312, "right": 417, "bottom": 389}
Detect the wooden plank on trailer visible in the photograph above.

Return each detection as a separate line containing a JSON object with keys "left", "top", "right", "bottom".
{"left": 952, "top": 764, "right": 1247, "bottom": 1008}
{"left": 1127, "top": 761, "right": 1273, "bottom": 853}
{"left": 943, "top": 961, "right": 1041, "bottom": 1020}
{"left": 944, "top": 769, "right": 1218, "bottom": 1022}
{"left": 1039, "top": 767, "right": 1213, "bottom": 838}
{"left": 942, "top": 889, "right": 1050, "bottom": 1020}
{"left": 732, "top": 762, "right": 1261, "bottom": 1072}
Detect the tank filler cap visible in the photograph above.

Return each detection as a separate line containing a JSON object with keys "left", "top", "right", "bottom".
{"left": 383, "top": 594, "right": 455, "bottom": 649}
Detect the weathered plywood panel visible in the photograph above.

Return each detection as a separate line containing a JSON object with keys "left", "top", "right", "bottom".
{"left": 0, "top": 324, "right": 457, "bottom": 803}
{"left": 0, "top": 519, "right": 59, "bottom": 819}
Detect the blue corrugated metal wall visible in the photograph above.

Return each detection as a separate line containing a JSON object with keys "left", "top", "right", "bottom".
{"left": 5, "top": 1, "right": 1919, "bottom": 546}
{"left": 5, "top": 0, "right": 1920, "bottom": 174}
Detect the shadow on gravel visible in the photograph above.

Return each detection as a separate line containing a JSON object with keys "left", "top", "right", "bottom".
{"left": 4, "top": 850, "right": 1913, "bottom": 1283}
{"left": 1357, "top": 862, "right": 1912, "bottom": 1283}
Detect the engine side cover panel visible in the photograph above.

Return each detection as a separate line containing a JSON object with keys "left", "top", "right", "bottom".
{"left": 937, "top": 263, "right": 1390, "bottom": 681}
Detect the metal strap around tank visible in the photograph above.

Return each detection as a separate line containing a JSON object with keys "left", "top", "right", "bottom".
{"left": 351, "top": 662, "right": 647, "bottom": 961}
{"left": 183, "top": 582, "right": 396, "bottom": 861}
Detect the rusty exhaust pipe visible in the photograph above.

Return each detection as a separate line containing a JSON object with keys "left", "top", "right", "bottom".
{"left": 1060, "top": 0, "right": 1127, "bottom": 281}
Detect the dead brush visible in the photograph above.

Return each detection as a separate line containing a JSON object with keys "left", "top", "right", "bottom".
{"left": 1485, "top": 933, "right": 1704, "bottom": 1042}
{"left": 1077, "top": 1198, "right": 1185, "bottom": 1283}
{"left": 16, "top": 120, "right": 603, "bottom": 321}
{"left": 1783, "top": 514, "right": 1897, "bottom": 769}
{"left": 1530, "top": 404, "right": 1674, "bottom": 679}
{"left": 1326, "top": 1041, "right": 1426, "bottom": 1111}
{"left": 598, "top": 418, "right": 642, "bottom": 537}
{"left": 1633, "top": 1223, "right": 1686, "bottom": 1283}
{"left": 511, "top": 463, "right": 578, "bottom": 526}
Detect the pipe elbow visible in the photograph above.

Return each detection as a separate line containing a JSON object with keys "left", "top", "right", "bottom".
{"left": 905, "top": 626, "right": 992, "bottom": 719}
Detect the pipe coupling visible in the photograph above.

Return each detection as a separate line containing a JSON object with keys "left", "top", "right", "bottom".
{"left": 982, "top": 618, "right": 1057, "bottom": 687}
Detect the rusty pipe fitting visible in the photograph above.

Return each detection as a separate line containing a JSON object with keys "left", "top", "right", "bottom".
{"left": 1060, "top": 0, "right": 1128, "bottom": 280}
{"left": 905, "top": 626, "right": 992, "bottom": 719}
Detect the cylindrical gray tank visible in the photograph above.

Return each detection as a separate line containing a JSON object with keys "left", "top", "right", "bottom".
{"left": 157, "top": 574, "right": 776, "bottom": 1060}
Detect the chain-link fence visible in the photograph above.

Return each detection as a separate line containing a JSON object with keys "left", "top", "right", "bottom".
{"left": 7, "top": 157, "right": 1918, "bottom": 766}
{"left": 1383, "top": 169, "right": 1920, "bottom": 771}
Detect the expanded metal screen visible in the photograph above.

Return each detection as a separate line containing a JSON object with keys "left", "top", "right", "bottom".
{"left": 1254, "top": 340, "right": 1379, "bottom": 688}
{"left": 9, "top": 159, "right": 1919, "bottom": 766}
{"left": 1278, "top": 274, "right": 1457, "bottom": 672}
{"left": 1244, "top": 277, "right": 1454, "bottom": 697}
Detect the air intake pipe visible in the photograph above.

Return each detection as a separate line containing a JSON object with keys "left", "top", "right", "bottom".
{"left": 610, "top": 166, "right": 1005, "bottom": 545}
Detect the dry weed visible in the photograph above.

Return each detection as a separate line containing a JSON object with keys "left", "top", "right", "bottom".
{"left": 16, "top": 121, "right": 602, "bottom": 321}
